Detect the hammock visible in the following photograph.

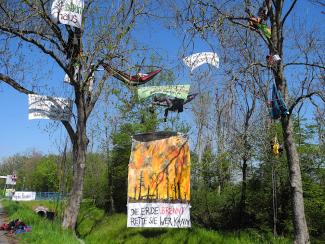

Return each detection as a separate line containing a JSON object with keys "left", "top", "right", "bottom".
{"left": 102, "top": 63, "right": 161, "bottom": 86}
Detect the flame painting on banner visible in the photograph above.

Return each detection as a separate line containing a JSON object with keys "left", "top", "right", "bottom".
{"left": 127, "top": 132, "right": 191, "bottom": 228}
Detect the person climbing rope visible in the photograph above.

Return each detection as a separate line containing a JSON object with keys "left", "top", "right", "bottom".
{"left": 270, "top": 136, "right": 283, "bottom": 155}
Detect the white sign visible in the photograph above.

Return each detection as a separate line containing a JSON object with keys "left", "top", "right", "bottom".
{"left": 127, "top": 203, "right": 191, "bottom": 228}
{"left": 51, "top": 0, "right": 84, "bottom": 28}
{"left": 28, "top": 94, "right": 73, "bottom": 121}
{"left": 12, "top": 191, "right": 36, "bottom": 201}
{"left": 183, "top": 52, "right": 219, "bottom": 72}
{"left": 5, "top": 175, "right": 16, "bottom": 185}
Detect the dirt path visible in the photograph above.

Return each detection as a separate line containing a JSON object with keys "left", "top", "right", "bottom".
{"left": 0, "top": 201, "right": 19, "bottom": 244}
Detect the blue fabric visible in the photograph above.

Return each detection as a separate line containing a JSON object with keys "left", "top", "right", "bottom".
{"left": 271, "top": 84, "right": 289, "bottom": 119}
{"left": 271, "top": 84, "right": 281, "bottom": 119}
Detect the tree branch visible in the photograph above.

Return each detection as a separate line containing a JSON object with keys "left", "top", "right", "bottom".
{"left": 0, "top": 73, "right": 34, "bottom": 95}
{"left": 284, "top": 62, "right": 325, "bottom": 70}
{"left": 0, "top": 72, "right": 77, "bottom": 143}
{"left": 289, "top": 91, "right": 323, "bottom": 114}
{"left": 0, "top": 25, "right": 69, "bottom": 75}
{"left": 62, "top": 120, "right": 76, "bottom": 143}
{"left": 281, "top": 0, "right": 298, "bottom": 26}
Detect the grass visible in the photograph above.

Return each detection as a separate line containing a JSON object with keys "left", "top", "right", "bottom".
{"left": 2, "top": 200, "right": 291, "bottom": 244}
{"left": 2, "top": 200, "right": 79, "bottom": 244}
{"left": 76, "top": 202, "right": 291, "bottom": 244}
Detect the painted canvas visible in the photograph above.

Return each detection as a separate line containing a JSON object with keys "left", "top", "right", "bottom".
{"left": 127, "top": 131, "right": 191, "bottom": 228}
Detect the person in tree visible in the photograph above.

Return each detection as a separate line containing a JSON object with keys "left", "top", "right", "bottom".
{"left": 270, "top": 136, "right": 284, "bottom": 155}
{"left": 257, "top": 1, "right": 268, "bottom": 21}
{"left": 151, "top": 93, "right": 198, "bottom": 122}
{"left": 266, "top": 54, "right": 281, "bottom": 65}
{"left": 245, "top": 2, "right": 271, "bottom": 39}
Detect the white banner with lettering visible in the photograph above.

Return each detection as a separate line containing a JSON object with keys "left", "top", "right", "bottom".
{"left": 12, "top": 192, "right": 36, "bottom": 201}
{"left": 127, "top": 203, "right": 191, "bottom": 228}
{"left": 183, "top": 52, "right": 219, "bottom": 72}
{"left": 28, "top": 94, "right": 73, "bottom": 121}
{"left": 51, "top": 0, "right": 84, "bottom": 28}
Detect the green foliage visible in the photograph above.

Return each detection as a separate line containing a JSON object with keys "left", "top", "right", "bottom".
{"left": 191, "top": 185, "right": 241, "bottom": 230}
{"left": 31, "top": 156, "right": 59, "bottom": 192}
{"left": 83, "top": 153, "right": 108, "bottom": 208}
{"left": 75, "top": 202, "right": 290, "bottom": 244}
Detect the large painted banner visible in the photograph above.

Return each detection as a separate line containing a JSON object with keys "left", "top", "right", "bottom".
{"left": 51, "top": 0, "right": 84, "bottom": 28}
{"left": 12, "top": 191, "right": 36, "bottom": 201}
{"left": 127, "top": 132, "right": 191, "bottom": 228}
{"left": 28, "top": 94, "right": 73, "bottom": 121}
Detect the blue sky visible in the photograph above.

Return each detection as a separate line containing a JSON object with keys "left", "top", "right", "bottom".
{"left": 0, "top": 1, "right": 323, "bottom": 160}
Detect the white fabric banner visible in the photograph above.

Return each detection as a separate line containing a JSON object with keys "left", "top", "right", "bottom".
{"left": 51, "top": 0, "right": 84, "bottom": 28}
{"left": 183, "top": 52, "right": 219, "bottom": 72}
{"left": 28, "top": 94, "right": 73, "bottom": 121}
{"left": 127, "top": 203, "right": 191, "bottom": 228}
{"left": 12, "top": 192, "right": 36, "bottom": 201}
{"left": 5, "top": 175, "right": 16, "bottom": 185}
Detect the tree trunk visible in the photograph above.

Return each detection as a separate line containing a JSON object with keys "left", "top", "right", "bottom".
{"left": 281, "top": 117, "right": 309, "bottom": 244}
{"left": 62, "top": 136, "right": 87, "bottom": 229}
{"left": 239, "top": 158, "right": 247, "bottom": 227}
{"left": 108, "top": 164, "right": 115, "bottom": 213}
{"left": 62, "top": 91, "right": 89, "bottom": 230}
{"left": 271, "top": 1, "right": 310, "bottom": 239}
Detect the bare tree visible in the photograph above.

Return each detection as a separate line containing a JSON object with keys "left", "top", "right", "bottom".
{"left": 175, "top": 0, "right": 325, "bottom": 242}
{"left": 0, "top": 0, "right": 146, "bottom": 230}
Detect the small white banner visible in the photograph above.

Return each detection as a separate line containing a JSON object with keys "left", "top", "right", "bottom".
{"left": 127, "top": 203, "right": 191, "bottom": 228}
{"left": 51, "top": 0, "right": 84, "bottom": 28}
{"left": 12, "top": 191, "right": 36, "bottom": 201}
{"left": 5, "top": 175, "right": 16, "bottom": 185}
{"left": 183, "top": 52, "right": 219, "bottom": 72}
{"left": 28, "top": 94, "right": 73, "bottom": 121}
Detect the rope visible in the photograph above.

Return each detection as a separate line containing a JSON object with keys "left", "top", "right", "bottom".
{"left": 271, "top": 158, "right": 278, "bottom": 236}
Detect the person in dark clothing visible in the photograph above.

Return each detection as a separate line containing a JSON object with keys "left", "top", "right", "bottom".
{"left": 152, "top": 93, "right": 198, "bottom": 122}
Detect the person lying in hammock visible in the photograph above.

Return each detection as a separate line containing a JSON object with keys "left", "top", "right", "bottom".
{"left": 152, "top": 93, "right": 198, "bottom": 122}
{"left": 102, "top": 63, "right": 161, "bottom": 86}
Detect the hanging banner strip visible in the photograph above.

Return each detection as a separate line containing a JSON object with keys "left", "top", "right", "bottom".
{"left": 137, "top": 85, "right": 190, "bottom": 100}
{"left": 28, "top": 94, "right": 73, "bottom": 121}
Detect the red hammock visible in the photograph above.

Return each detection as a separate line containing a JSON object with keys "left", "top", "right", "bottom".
{"left": 102, "top": 63, "right": 161, "bottom": 86}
